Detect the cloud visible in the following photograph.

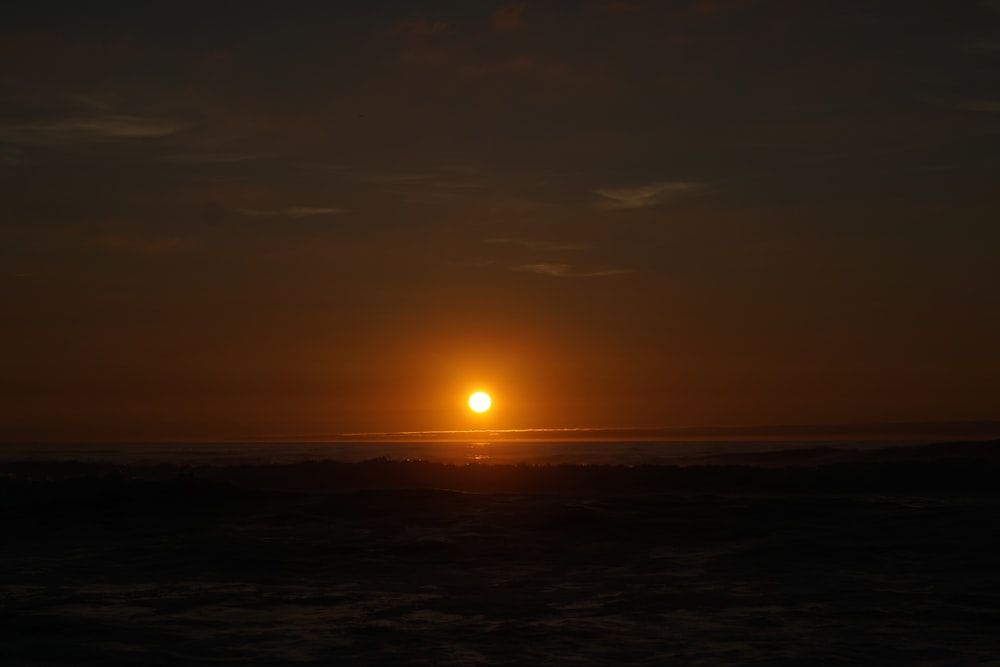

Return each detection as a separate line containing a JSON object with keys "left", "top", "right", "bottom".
{"left": 0, "top": 115, "right": 183, "bottom": 144}
{"left": 511, "top": 263, "right": 631, "bottom": 278}
{"left": 236, "top": 207, "right": 344, "bottom": 218}
{"left": 488, "top": 239, "right": 620, "bottom": 278}
{"left": 594, "top": 181, "right": 705, "bottom": 209}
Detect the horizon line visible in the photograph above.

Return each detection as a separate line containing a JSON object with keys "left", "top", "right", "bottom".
{"left": 273, "top": 420, "right": 1000, "bottom": 443}
{"left": 9, "top": 420, "right": 999, "bottom": 445}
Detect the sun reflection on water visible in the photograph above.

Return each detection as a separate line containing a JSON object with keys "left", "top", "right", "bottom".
{"left": 466, "top": 441, "right": 492, "bottom": 462}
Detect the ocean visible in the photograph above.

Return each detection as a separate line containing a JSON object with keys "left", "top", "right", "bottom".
{"left": 0, "top": 437, "right": 938, "bottom": 466}
{"left": 3, "top": 438, "right": 999, "bottom": 665}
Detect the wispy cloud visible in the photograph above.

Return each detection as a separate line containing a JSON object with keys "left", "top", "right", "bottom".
{"left": 0, "top": 115, "right": 183, "bottom": 144}
{"left": 595, "top": 181, "right": 705, "bottom": 209}
{"left": 511, "top": 263, "right": 631, "bottom": 278}
{"left": 488, "top": 238, "right": 621, "bottom": 277}
{"left": 236, "top": 207, "right": 344, "bottom": 218}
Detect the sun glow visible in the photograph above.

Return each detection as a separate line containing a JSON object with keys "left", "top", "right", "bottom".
{"left": 468, "top": 391, "right": 492, "bottom": 413}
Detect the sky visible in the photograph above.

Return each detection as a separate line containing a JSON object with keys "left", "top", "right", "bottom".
{"left": 2, "top": 0, "right": 999, "bottom": 441}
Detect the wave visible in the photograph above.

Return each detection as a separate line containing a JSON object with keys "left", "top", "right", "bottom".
{"left": 3, "top": 439, "right": 999, "bottom": 497}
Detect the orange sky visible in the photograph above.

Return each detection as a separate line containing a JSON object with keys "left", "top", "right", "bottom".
{"left": 2, "top": 1, "right": 999, "bottom": 441}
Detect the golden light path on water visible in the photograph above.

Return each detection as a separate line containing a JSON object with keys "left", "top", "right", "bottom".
{"left": 326, "top": 426, "right": 664, "bottom": 441}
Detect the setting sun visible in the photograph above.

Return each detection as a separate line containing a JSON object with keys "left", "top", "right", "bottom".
{"left": 468, "top": 391, "right": 492, "bottom": 413}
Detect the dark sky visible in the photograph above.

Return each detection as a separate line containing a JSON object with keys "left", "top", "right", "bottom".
{"left": 2, "top": 0, "right": 999, "bottom": 441}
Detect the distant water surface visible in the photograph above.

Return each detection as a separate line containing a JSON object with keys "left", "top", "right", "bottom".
{"left": 0, "top": 439, "right": 932, "bottom": 466}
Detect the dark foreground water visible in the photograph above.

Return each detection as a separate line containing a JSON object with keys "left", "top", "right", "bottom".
{"left": 0, "top": 438, "right": 954, "bottom": 467}
{"left": 2, "top": 441, "right": 999, "bottom": 665}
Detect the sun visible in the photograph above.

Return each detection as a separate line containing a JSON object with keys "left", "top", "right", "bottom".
{"left": 468, "top": 391, "right": 492, "bottom": 413}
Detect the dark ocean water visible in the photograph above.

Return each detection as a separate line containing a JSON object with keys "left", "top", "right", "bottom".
{"left": 3, "top": 439, "right": 999, "bottom": 665}
{"left": 0, "top": 438, "right": 936, "bottom": 466}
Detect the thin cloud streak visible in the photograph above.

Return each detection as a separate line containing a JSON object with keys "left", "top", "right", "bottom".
{"left": 595, "top": 181, "right": 706, "bottom": 209}
{"left": 511, "top": 263, "right": 631, "bottom": 278}
{"left": 0, "top": 116, "right": 183, "bottom": 144}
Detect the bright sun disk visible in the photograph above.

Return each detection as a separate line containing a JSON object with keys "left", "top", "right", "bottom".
{"left": 468, "top": 391, "right": 492, "bottom": 413}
